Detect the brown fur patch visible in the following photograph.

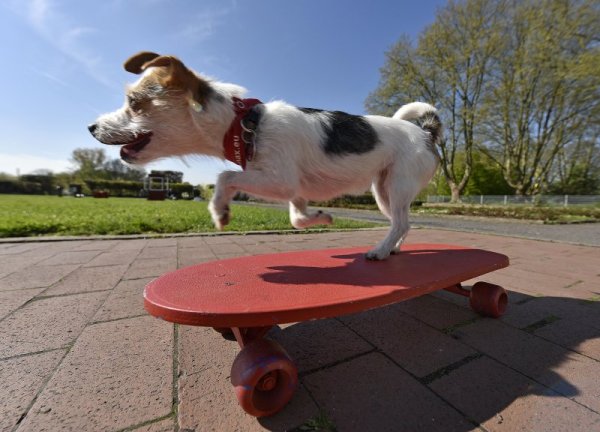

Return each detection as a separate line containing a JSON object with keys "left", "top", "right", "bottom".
{"left": 125, "top": 52, "right": 213, "bottom": 105}
{"left": 123, "top": 51, "right": 160, "bottom": 74}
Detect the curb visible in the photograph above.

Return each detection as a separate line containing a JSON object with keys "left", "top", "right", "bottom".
{"left": 0, "top": 227, "right": 388, "bottom": 244}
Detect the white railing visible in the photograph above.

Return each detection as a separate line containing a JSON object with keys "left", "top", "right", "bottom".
{"left": 426, "top": 195, "right": 600, "bottom": 206}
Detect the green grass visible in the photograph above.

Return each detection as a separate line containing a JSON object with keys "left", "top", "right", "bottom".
{"left": 0, "top": 195, "right": 382, "bottom": 238}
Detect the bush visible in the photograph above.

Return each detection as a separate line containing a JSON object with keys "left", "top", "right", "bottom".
{"left": 84, "top": 179, "right": 143, "bottom": 197}
{"left": 314, "top": 193, "right": 377, "bottom": 208}
{"left": 0, "top": 179, "right": 45, "bottom": 194}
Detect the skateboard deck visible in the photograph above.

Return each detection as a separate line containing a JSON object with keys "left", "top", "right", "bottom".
{"left": 144, "top": 243, "right": 509, "bottom": 328}
{"left": 144, "top": 243, "right": 509, "bottom": 417}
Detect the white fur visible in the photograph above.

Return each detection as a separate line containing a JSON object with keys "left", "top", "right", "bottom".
{"left": 91, "top": 66, "right": 440, "bottom": 260}
{"left": 205, "top": 86, "right": 440, "bottom": 260}
{"left": 392, "top": 101, "right": 437, "bottom": 121}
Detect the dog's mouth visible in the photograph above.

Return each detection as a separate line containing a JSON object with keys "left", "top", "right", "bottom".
{"left": 119, "top": 132, "right": 153, "bottom": 161}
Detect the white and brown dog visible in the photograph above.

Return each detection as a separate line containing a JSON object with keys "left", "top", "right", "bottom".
{"left": 89, "top": 52, "right": 441, "bottom": 260}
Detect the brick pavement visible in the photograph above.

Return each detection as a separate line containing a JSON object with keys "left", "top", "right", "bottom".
{"left": 0, "top": 228, "right": 599, "bottom": 431}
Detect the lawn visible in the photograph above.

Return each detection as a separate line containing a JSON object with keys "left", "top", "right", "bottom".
{"left": 0, "top": 195, "right": 381, "bottom": 238}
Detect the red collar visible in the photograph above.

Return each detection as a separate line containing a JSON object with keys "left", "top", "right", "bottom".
{"left": 223, "top": 97, "right": 263, "bottom": 169}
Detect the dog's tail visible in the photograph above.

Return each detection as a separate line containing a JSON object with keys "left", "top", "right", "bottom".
{"left": 392, "top": 102, "right": 442, "bottom": 147}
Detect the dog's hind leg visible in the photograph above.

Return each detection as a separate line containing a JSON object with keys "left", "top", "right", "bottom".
{"left": 366, "top": 173, "right": 415, "bottom": 261}
{"left": 209, "top": 170, "right": 296, "bottom": 230}
{"left": 289, "top": 198, "right": 333, "bottom": 229}
{"left": 372, "top": 168, "right": 392, "bottom": 220}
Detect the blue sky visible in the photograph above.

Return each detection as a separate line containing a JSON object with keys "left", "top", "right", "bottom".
{"left": 0, "top": 0, "right": 445, "bottom": 185}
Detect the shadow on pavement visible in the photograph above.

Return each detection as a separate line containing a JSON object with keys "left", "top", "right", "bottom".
{"left": 257, "top": 290, "right": 600, "bottom": 431}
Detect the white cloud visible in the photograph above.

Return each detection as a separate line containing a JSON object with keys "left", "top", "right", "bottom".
{"left": 8, "top": 0, "right": 113, "bottom": 88}
{"left": 34, "top": 69, "right": 70, "bottom": 87}
{"left": 169, "top": 5, "right": 235, "bottom": 45}
{"left": 0, "top": 153, "right": 72, "bottom": 175}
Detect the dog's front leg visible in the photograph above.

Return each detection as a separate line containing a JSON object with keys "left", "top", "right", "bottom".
{"left": 209, "top": 170, "right": 296, "bottom": 230}
{"left": 289, "top": 198, "right": 333, "bottom": 229}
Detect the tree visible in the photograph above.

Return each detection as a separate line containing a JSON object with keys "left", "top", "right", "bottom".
{"left": 367, "top": 0, "right": 505, "bottom": 202}
{"left": 480, "top": 0, "right": 600, "bottom": 195}
{"left": 70, "top": 148, "right": 146, "bottom": 181}
{"left": 70, "top": 148, "right": 107, "bottom": 180}
{"left": 103, "top": 159, "right": 146, "bottom": 181}
{"left": 548, "top": 127, "right": 600, "bottom": 194}
{"left": 149, "top": 170, "right": 184, "bottom": 183}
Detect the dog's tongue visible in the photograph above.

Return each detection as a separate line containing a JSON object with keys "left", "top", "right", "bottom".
{"left": 120, "top": 133, "right": 152, "bottom": 160}
{"left": 120, "top": 145, "right": 138, "bottom": 159}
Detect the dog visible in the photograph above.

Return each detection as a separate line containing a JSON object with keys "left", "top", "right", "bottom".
{"left": 88, "top": 52, "right": 442, "bottom": 260}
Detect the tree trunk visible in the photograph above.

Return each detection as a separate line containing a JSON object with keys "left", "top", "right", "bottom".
{"left": 450, "top": 184, "right": 461, "bottom": 203}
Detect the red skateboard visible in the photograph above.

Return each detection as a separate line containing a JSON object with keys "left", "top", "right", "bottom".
{"left": 144, "top": 244, "right": 509, "bottom": 417}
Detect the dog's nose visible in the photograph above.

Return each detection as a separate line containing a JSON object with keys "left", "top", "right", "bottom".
{"left": 88, "top": 123, "right": 97, "bottom": 134}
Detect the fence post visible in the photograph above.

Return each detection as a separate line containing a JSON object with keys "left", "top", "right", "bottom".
{"left": 480, "top": 195, "right": 484, "bottom": 205}
{"left": 504, "top": 195, "right": 507, "bottom": 205}
{"left": 564, "top": 195, "right": 568, "bottom": 207}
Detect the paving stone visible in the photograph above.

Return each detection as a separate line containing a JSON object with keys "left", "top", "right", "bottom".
{"left": 131, "top": 418, "right": 175, "bottom": 432}
{"left": 394, "top": 294, "right": 478, "bottom": 329}
{"left": 239, "top": 244, "right": 279, "bottom": 255}
{"left": 269, "top": 318, "right": 373, "bottom": 373}
{"left": 92, "top": 278, "right": 154, "bottom": 323}
{"left": 0, "top": 350, "right": 65, "bottom": 432}
{"left": 0, "top": 264, "right": 79, "bottom": 291}
{"left": 534, "top": 318, "right": 600, "bottom": 361}
{"left": 177, "top": 247, "right": 217, "bottom": 268}
{"left": 203, "top": 236, "right": 234, "bottom": 245}
{"left": 123, "top": 258, "right": 177, "bottom": 279}
{"left": 304, "top": 352, "right": 472, "bottom": 431}
{"left": 0, "top": 243, "right": 43, "bottom": 255}
{"left": 137, "top": 246, "right": 178, "bottom": 259}
{"left": 208, "top": 242, "right": 246, "bottom": 256}
{"left": 496, "top": 267, "right": 589, "bottom": 298}
{"left": 0, "top": 288, "right": 44, "bottom": 321}
{"left": 342, "top": 305, "right": 477, "bottom": 378}
{"left": 178, "top": 326, "right": 319, "bottom": 432}
{"left": 44, "top": 265, "right": 129, "bottom": 296}
{"left": 83, "top": 251, "right": 139, "bottom": 267}
{"left": 112, "top": 239, "right": 149, "bottom": 251}
{"left": 69, "top": 240, "right": 120, "bottom": 251}
{"left": 452, "top": 319, "right": 600, "bottom": 413}
{"left": 37, "top": 250, "right": 102, "bottom": 265}
{"left": 146, "top": 238, "right": 178, "bottom": 247}
{"left": 500, "top": 296, "right": 600, "bottom": 329}
{"left": 0, "top": 255, "right": 46, "bottom": 279}
{"left": 17, "top": 316, "right": 173, "bottom": 432}
{"left": 0, "top": 291, "right": 108, "bottom": 358}
{"left": 429, "top": 356, "right": 600, "bottom": 432}
{"left": 177, "top": 237, "right": 208, "bottom": 248}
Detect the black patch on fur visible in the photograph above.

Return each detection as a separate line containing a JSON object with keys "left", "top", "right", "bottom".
{"left": 298, "top": 107, "right": 324, "bottom": 115}
{"left": 299, "top": 108, "right": 380, "bottom": 155}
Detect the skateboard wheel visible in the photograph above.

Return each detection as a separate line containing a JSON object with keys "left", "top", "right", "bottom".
{"left": 231, "top": 339, "right": 298, "bottom": 417}
{"left": 469, "top": 282, "right": 507, "bottom": 318}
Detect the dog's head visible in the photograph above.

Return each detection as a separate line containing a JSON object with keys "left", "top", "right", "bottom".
{"left": 88, "top": 52, "right": 219, "bottom": 164}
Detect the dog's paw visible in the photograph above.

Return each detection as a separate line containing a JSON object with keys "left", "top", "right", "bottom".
{"left": 365, "top": 248, "right": 391, "bottom": 261}
{"left": 317, "top": 210, "right": 334, "bottom": 225}
{"left": 209, "top": 202, "right": 230, "bottom": 230}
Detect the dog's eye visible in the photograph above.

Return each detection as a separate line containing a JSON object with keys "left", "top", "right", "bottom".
{"left": 128, "top": 96, "right": 143, "bottom": 113}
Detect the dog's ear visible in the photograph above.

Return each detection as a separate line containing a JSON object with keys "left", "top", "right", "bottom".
{"left": 123, "top": 52, "right": 162, "bottom": 74}
{"left": 125, "top": 53, "right": 212, "bottom": 104}
{"left": 150, "top": 57, "right": 213, "bottom": 104}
